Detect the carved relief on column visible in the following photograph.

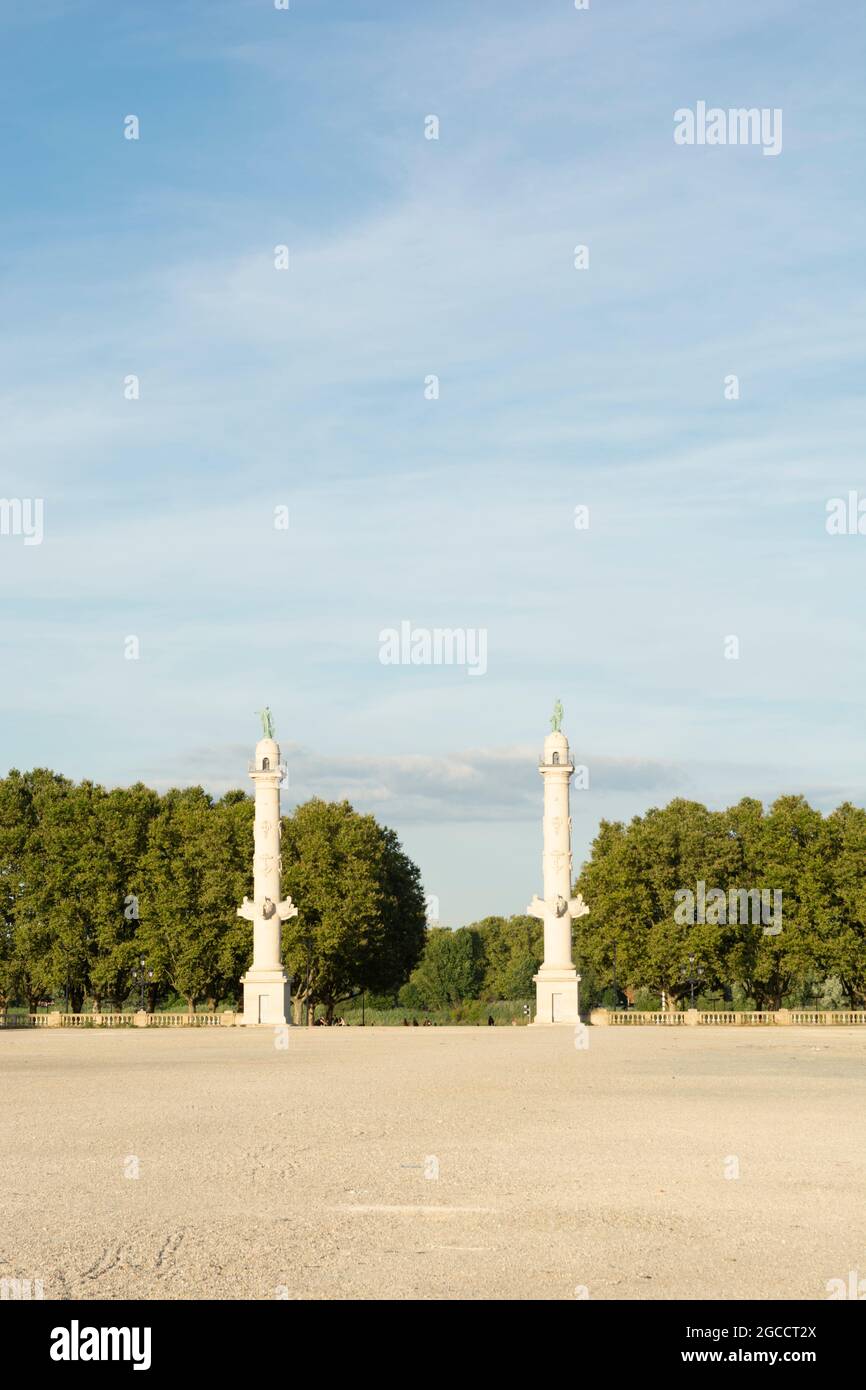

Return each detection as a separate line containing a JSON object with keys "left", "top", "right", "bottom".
{"left": 255, "top": 854, "right": 282, "bottom": 876}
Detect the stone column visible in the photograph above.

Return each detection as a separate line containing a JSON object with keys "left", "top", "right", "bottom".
{"left": 527, "top": 724, "right": 589, "bottom": 1025}
{"left": 238, "top": 733, "right": 298, "bottom": 1026}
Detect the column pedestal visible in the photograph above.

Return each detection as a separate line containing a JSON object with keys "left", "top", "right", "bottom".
{"left": 240, "top": 970, "right": 291, "bottom": 1027}
{"left": 532, "top": 968, "right": 580, "bottom": 1025}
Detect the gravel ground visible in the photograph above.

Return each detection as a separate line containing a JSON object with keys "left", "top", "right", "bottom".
{"left": 2, "top": 1025, "right": 864, "bottom": 1301}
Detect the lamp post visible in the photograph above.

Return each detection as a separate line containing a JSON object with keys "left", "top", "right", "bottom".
{"left": 131, "top": 956, "right": 154, "bottom": 1013}
{"left": 682, "top": 953, "right": 704, "bottom": 1009}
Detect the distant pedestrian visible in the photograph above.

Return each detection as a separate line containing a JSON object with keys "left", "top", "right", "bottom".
{"left": 487, "top": 1015, "right": 495, "bottom": 1027}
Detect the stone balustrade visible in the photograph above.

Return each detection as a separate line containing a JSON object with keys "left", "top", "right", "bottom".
{"left": 1, "top": 1010, "right": 234, "bottom": 1029}
{"left": 5, "top": 1008, "right": 866, "bottom": 1030}
{"left": 589, "top": 1008, "right": 866, "bottom": 1026}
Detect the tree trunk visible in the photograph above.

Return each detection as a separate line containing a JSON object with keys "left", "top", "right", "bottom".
{"left": 186, "top": 996, "right": 195, "bottom": 1016}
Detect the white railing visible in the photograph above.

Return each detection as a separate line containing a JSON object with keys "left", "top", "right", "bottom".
{"left": 608, "top": 1010, "right": 685, "bottom": 1025}
{"left": 593, "top": 1009, "right": 866, "bottom": 1027}
{"left": 146, "top": 1012, "right": 221, "bottom": 1026}
{"left": 787, "top": 1010, "right": 866, "bottom": 1025}
{"left": 697, "top": 1011, "right": 776, "bottom": 1025}
{"left": 2, "top": 1011, "right": 227, "bottom": 1028}
{"left": 7, "top": 1008, "right": 866, "bottom": 1031}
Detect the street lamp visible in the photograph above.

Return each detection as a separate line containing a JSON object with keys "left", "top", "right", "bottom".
{"left": 681, "top": 953, "right": 704, "bottom": 1009}
{"left": 131, "top": 956, "right": 154, "bottom": 1012}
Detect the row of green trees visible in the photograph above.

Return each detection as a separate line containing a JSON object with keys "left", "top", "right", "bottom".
{"left": 398, "top": 915, "right": 542, "bottom": 1009}
{"left": 3, "top": 773, "right": 864, "bottom": 1019}
{"left": 388, "top": 796, "right": 866, "bottom": 1014}
{"left": 573, "top": 796, "right": 866, "bottom": 1010}
{"left": 0, "top": 769, "right": 427, "bottom": 1021}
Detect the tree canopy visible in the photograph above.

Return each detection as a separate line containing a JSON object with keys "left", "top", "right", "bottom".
{"left": 281, "top": 798, "right": 427, "bottom": 1022}
{"left": 0, "top": 771, "right": 426, "bottom": 1017}
{"left": 2, "top": 774, "right": 864, "bottom": 1017}
{"left": 575, "top": 796, "right": 866, "bottom": 1009}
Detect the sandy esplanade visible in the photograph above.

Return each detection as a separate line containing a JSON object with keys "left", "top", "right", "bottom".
{"left": 2, "top": 1025, "right": 864, "bottom": 1301}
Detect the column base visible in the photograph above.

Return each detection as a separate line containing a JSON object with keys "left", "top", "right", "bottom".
{"left": 239, "top": 970, "right": 291, "bottom": 1026}
{"left": 532, "top": 969, "right": 580, "bottom": 1025}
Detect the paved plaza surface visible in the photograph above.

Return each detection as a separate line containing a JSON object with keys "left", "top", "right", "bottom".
{"left": 2, "top": 1026, "right": 864, "bottom": 1301}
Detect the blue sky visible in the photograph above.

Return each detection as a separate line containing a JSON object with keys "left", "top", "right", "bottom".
{"left": 1, "top": 0, "right": 864, "bottom": 924}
